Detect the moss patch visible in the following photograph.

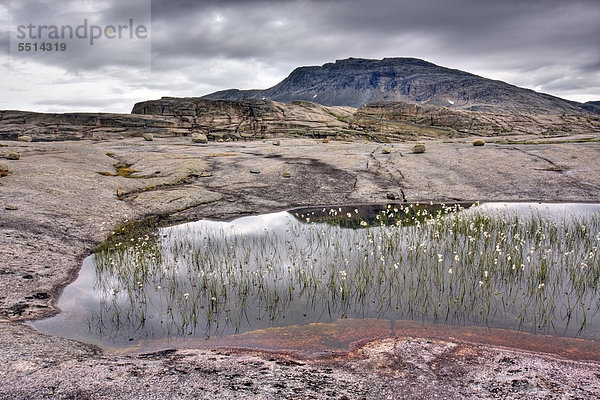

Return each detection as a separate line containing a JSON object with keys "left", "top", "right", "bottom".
{"left": 546, "top": 165, "right": 568, "bottom": 172}
{"left": 115, "top": 164, "right": 138, "bottom": 177}
{"left": 97, "top": 162, "right": 159, "bottom": 179}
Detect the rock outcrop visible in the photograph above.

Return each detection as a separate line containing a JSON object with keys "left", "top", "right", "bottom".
{"left": 352, "top": 101, "right": 600, "bottom": 137}
{"left": 132, "top": 97, "right": 359, "bottom": 140}
{"left": 1, "top": 97, "right": 598, "bottom": 144}
{"left": 0, "top": 110, "right": 188, "bottom": 141}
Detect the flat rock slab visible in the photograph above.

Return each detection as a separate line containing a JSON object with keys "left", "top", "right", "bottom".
{"left": 1, "top": 136, "right": 600, "bottom": 398}
{"left": 1, "top": 322, "right": 599, "bottom": 399}
{"left": 129, "top": 186, "right": 223, "bottom": 214}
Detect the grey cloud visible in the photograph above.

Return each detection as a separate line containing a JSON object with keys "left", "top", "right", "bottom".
{"left": 34, "top": 97, "right": 122, "bottom": 107}
{"left": 0, "top": 1, "right": 8, "bottom": 55}
{"left": 2, "top": 0, "right": 599, "bottom": 112}
{"left": 148, "top": 0, "right": 600, "bottom": 79}
{"left": 6, "top": 0, "right": 151, "bottom": 71}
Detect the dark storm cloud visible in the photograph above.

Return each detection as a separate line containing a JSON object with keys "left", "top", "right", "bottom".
{"left": 148, "top": 0, "right": 600, "bottom": 61}
{"left": 144, "top": 0, "right": 600, "bottom": 98}
{"left": 2, "top": 0, "right": 599, "bottom": 112}
{"left": 6, "top": 0, "right": 151, "bottom": 71}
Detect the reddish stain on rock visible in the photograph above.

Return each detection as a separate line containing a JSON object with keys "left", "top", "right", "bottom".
{"left": 120, "top": 318, "right": 600, "bottom": 363}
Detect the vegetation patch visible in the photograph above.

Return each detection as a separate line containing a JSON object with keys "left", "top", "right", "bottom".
{"left": 97, "top": 162, "right": 159, "bottom": 179}
{"left": 546, "top": 165, "right": 568, "bottom": 172}
{"left": 94, "top": 216, "right": 162, "bottom": 254}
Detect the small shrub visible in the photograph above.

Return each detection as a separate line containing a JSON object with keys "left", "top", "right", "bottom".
{"left": 472, "top": 139, "right": 485, "bottom": 146}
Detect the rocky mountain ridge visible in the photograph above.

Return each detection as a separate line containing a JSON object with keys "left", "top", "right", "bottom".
{"left": 204, "top": 57, "right": 594, "bottom": 115}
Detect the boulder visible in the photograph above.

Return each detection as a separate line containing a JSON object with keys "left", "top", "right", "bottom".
{"left": 191, "top": 133, "right": 208, "bottom": 143}
{"left": 412, "top": 144, "right": 426, "bottom": 154}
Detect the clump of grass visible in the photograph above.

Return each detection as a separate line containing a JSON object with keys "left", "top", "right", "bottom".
{"left": 382, "top": 146, "right": 391, "bottom": 154}
{"left": 472, "top": 139, "right": 485, "bottom": 146}
{"left": 0, "top": 163, "right": 8, "bottom": 177}
{"left": 94, "top": 217, "right": 161, "bottom": 253}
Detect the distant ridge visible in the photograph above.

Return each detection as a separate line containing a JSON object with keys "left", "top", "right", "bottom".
{"left": 583, "top": 101, "right": 600, "bottom": 114}
{"left": 203, "top": 57, "right": 595, "bottom": 115}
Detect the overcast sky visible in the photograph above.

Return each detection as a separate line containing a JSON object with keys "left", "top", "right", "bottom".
{"left": 1, "top": 0, "right": 599, "bottom": 113}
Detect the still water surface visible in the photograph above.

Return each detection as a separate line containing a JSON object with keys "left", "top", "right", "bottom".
{"left": 31, "top": 202, "right": 600, "bottom": 352}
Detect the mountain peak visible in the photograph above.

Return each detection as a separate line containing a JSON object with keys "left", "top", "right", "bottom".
{"left": 203, "top": 58, "right": 590, "bottom": 115}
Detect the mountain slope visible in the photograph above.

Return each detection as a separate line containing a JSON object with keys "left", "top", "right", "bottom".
{"left": 203, "top": 58, "right": 591, "bottom": 115}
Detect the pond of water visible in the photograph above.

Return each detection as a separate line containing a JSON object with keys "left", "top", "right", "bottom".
{"left": 30, "top": 202, "right": 600, "bottom": 355}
